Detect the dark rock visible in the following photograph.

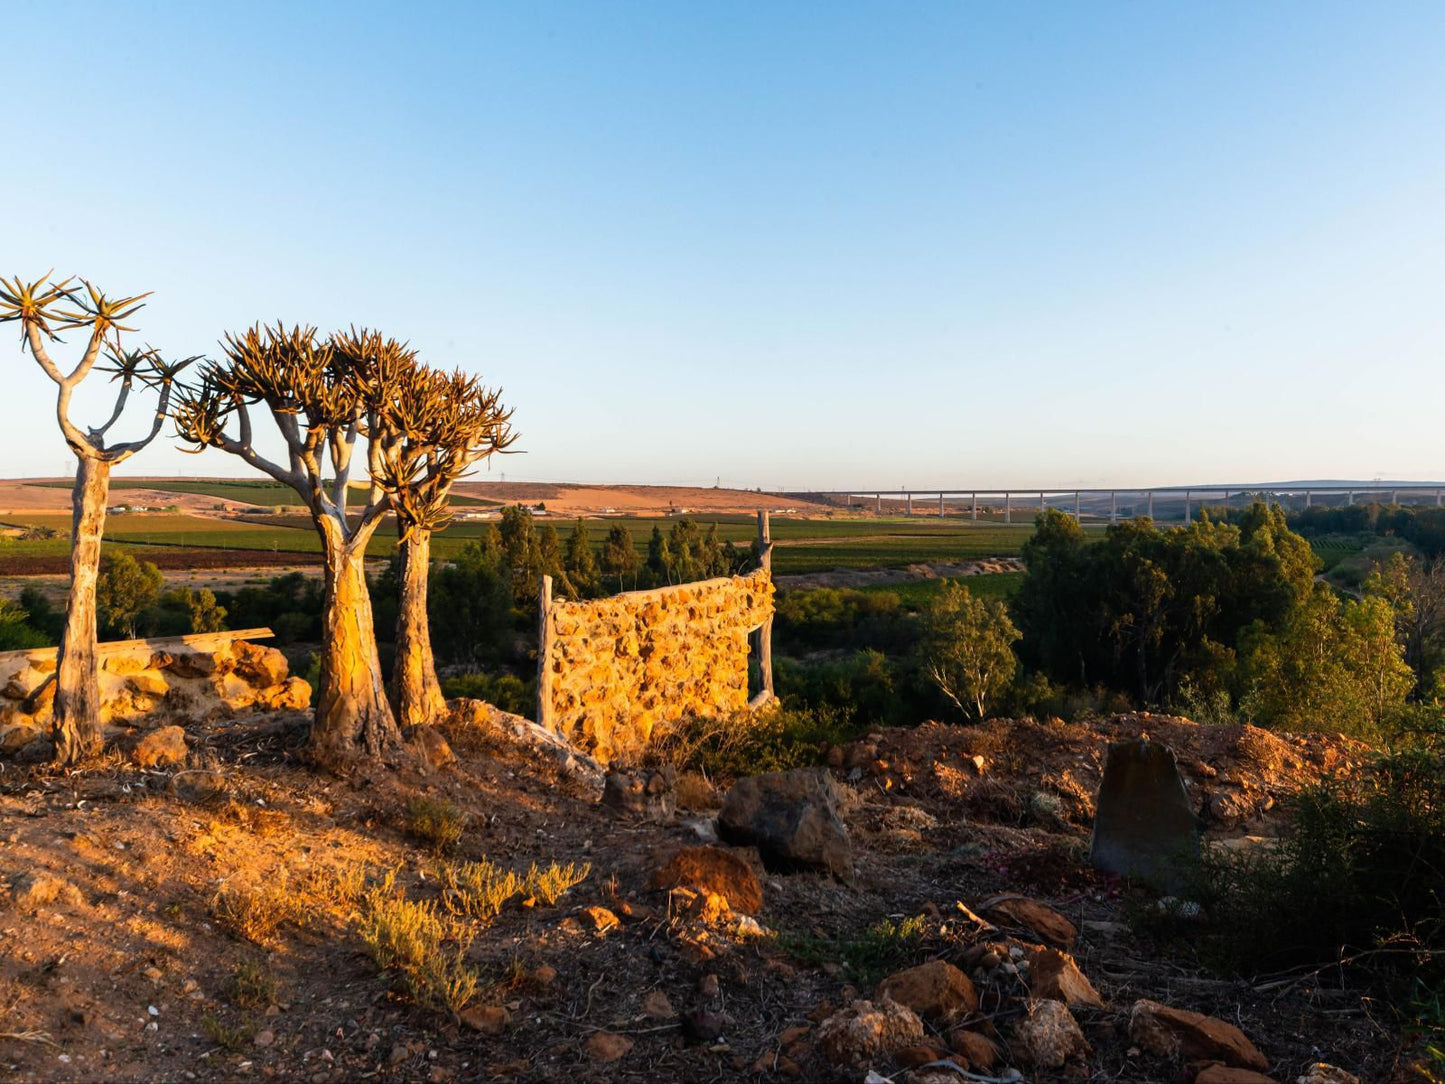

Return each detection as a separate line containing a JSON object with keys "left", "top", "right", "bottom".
{"left": 717, "top": 768, "right": 853, "bottom": 879}
{"left": 602, "top": 767, "right": 676, "bottom": 821}
{"left": 1089, "top": 739, "right": 1199, "bottom": 889}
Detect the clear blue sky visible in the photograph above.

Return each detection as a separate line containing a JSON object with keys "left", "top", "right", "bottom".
{"left": 6, "top": 2, "right": 1445, "bottom": 490}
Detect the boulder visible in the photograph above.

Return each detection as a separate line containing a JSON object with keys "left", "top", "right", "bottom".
{"left": 132, "top": 725, "right": 188, "bottom": 769}
{"left": 649, "top": 845, "right": 763, "bottom": 914}
{"left": 1089, "top": 739, "right": 1200, "bottom": 889}
{"left": 233, "top": 641, "right": 289, "bottom": 687}
{"left": 0, "top": 721, "right": 43, "bottom": 754}
{"left": 1011, "top": 998, "right": 1090, "bottom": 1069}
{"left": 126, "top": 670, "right": 170, "bottom": 700}
{"left": 166, "top": 648, "right": 229, "bottom": 678}
{"left": 718, "top": 768, "right": 853, "bottom": 879}
{"left": 1128, "top": 998, "right": 1268, "bottom": 1071}
{"left": 978, "top": 894, "right": 1077, "bottom": 949}
{"left": 1027, "top": 946, "right": 1105, "bottom": 1008}
{"left": 815, "top": 998, "right": 924, "bottom": 1066}
{"left": 948, "top": 1029, "right": 999, "bottom": 1070}
{"left": 875, "top": 960, "right": 978, "bottom": 1024}
{"left": 258, "top": 677, "right": 311, "bottom": 712}
{"left": 602, "top": 767, "right": 676, "bottom": 821}
{"left": 1296, "top": 1065, "right": 1359, "bottom": 1084}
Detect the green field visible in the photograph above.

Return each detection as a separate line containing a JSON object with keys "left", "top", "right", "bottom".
{"left": 856, "top": 570, "right": 1026, "bottom": 607}
{"left": 2, "top": 509, "right": 1049, "bottom": 574}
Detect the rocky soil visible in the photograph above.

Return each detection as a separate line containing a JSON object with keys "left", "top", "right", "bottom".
{"left": 0, "top": 710, "right": 1423, "bottom": 1083}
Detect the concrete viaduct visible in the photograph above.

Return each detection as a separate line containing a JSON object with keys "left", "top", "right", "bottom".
{"left": 813, "top": 485, "right": 1445, "bottom": 524}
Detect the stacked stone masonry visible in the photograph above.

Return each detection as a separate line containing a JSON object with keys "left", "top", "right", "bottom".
{"left": 0, "top": 631, "right": 310, "bottom": 753}
{"left": 544, "top": 569, "right": 774, "bottom": 763}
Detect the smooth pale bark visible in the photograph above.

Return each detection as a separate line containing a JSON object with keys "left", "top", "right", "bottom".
{"left": 309, "top": 521, "right": 403, "bottom": 766}
{"left": 52, "top": 455, "right": 111, "bottom": 765}
{"left": 393, "top": 526, "right": 446, "bottom": 728}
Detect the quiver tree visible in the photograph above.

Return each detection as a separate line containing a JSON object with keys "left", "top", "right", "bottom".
{"left": 357, "top": 338, "right": 515, "bottom": 728}
{"left": 1, "top": 275, "right": 190, "bottom": 765}
{"left": 173, "top": 324, "right": 405, "bottom": 766}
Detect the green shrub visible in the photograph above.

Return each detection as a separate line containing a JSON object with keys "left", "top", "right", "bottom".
{"left": 774, "top": 914, "right": 927, "bottom": 986}
{"left": 1186, "top": 749, "right": 1445, "bottom": 993}
{"left": 647, "top": 705, "right": 862, "bottom": 783}
{"left": 440, "top": 671, "right": 534, "bottom": 716}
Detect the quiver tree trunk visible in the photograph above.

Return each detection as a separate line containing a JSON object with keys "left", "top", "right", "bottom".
{"left": 310, "top": 525, "right": 403, "bottom": 767}
{"left": 394, "top": 526, "right": 447, "bottom": 728}
{"left": 52, "top": 455, "right": 111, "bottom": 765}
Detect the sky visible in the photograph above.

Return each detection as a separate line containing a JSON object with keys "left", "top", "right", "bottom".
{"left": 4, "top": 1, "right": 1445, "bottom": 491}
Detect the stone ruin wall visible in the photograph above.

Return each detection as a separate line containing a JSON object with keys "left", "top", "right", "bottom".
{"left": 543, "top": 569, "right": 774, "bottom": 764}
{"left": 0, "top": 632, "right": 310, "bottom": 755}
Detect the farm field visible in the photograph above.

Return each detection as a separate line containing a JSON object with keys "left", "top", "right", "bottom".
{"left": 2, "top": 506, "right": 1377, "bottom": 580}
{"left": 0, "top": 511, "right": 1050, "bottom": 575}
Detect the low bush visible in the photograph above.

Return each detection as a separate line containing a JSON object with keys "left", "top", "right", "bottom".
{"left": 357, "top": 878, "right": 477, "bottom": 1013}
{"left": 774, "top": 914, "right": 927, "bottom": 986}
{"left": 211, "top": 877, "right": 298, "bottom": 946}
{"left": 439, "top": 859, "right": 524, "bottom": 919}
{"left": 405, "top": 796, "right": 469, "bottom": 854}
{"left": 227, "top": 958, "right": 280, "bottom": 1009}
{"left": 647, "top": 705, "right": 862, "bottom": 783}
{"left": 1180, "top": 749, "right": 1445, "bottom": 1019}
{"left": 524, "top": 860, "right": 590, "bottom": 906}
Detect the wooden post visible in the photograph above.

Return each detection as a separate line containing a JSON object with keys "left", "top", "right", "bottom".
{"left": 1074, "top": 490, "right": 1081, "bottom": 519}
{"left": 754, "top": 510, "right": 774, "bottom": 703}
{"left": 536, "top": 574, "right": 554, "bottom": 732}
{"left": 1147, "top": 491, "right": 1154, "bottom": 519}
{"left": 938, "top": 492, "right": 945, "bottom": 517}
{"left": 1004, "top": 492, "right": 1011, "bottom": 524}
{"left": 971, "top": 492, "right": 977, "bottom": 521}
{"left": 905, "top": 492, "right": 912, "bottom": 516}
{"left": 1110, "top": 491, "right": 1117, "bottom": 523}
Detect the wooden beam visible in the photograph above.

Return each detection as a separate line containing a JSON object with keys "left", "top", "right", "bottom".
{"left": 0, "top": 627, "right": 275, "bottom": 668}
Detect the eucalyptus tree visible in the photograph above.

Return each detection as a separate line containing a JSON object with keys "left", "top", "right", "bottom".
{"left": 173, "top": 323, "right": 405, "bottom": 766}
{"left": 359, "top": 341, "right": 515, "bottom": 728}
{"left": 1, "top": 275, "right": 189, "bottom": 764}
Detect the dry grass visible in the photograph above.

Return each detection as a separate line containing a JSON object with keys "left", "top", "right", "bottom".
{"left": 405, "top": 796, "right": 469, "bottom": 854}
{"left": 357, "top": 875, "right": 477, "bottom": 1013}
{"left": 210, "top": 875, "right": 297, "bottom": 946}
{"left": 524, "top": 860, "right": 590, "bottom": 906}
{"left": 439, "top": 859, "right": 524, "bottom": 920}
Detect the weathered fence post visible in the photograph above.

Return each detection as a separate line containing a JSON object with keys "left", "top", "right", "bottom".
{"left": 754, "top": 509, "right": 775, "bottom": 702}
{"left": 536, "top": 574, "right": 554, "bottom": 732}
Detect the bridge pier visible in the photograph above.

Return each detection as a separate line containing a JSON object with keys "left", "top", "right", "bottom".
{"left": 1004, "top": 492, "right": 1011, "bottom": 524}
{"left": 1147, "top": 491, "right": 1154, "bottom": 520}
{"left": 1074, "top": 490, "right": 1081, "bottom": 519}
{"left": 906, "top": 492, "right": 912, "bottom": 516}
{"left": 1110, "top": 491, "right": 1117, "bottom": 524}
{"left": 1347, "top": 490, "right": 1354, "bottom": 506}
{"left": 1305, "top": 491, "right": 1312, "bottom": 509}
{"left": 1185, "top": 490, "right": 1191, "bottom": 524}
{"left": 971, "top": 493, "right": 977, "bottom": 521}
{"left": 1039, "top": 491, "right": 1046, "bottom": 515}
{"left": 939, "top": 492, "right": 944, "bottom": 517}
{"left": 876, "top": 493, "right": 881, "bottom": 515}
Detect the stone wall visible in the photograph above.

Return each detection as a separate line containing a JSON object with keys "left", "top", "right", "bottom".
{"left": 542, "top": 569, "right": 774, "bottom": 764}
{"left": 0, "top": 630, "right": 310, "bottom": 755}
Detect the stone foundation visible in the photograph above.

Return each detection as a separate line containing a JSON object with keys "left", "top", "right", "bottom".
{"left": 0, "top": 629, "right": 310, "bottom": 753}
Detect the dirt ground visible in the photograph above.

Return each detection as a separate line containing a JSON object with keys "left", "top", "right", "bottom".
{"left": 0, "top": 712, "right": 1421, "bottom": 1083}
